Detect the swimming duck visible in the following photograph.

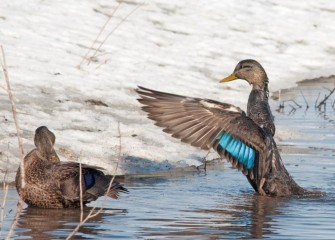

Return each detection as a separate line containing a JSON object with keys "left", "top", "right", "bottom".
{"left": 136, "top": 59, "right": 318, "bottom": 197}
{"left": 15, "top": 126, "right": 128, "bottom": 208}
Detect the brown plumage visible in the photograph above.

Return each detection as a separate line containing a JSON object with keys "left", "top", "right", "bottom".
{"left": 15, "top": 126, "right": 128, "bottom": 208}
{"left": 136, "top": 59, "right": 320, "bottom": 196}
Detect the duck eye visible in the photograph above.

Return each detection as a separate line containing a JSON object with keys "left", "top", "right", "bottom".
{"left": 242, "top": 64, "right": 252, "bottom": 69}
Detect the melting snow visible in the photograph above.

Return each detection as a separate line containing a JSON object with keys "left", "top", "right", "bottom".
{"left": 0, "top": 0, "right": 335, "bottom": 181}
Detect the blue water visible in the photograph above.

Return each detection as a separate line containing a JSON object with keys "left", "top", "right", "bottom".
{"left": 1, "top": 78, "right": 335, "bottom": 239}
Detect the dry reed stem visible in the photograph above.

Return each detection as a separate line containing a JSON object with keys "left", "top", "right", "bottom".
{"left": 1, "top": 169, "right": 9, "bottom": 211}
{"left": 105, "top": 121, "right": 122, "bottom": 195}
{"left": 77, "top": 0, "right": 123, "bottom": 69}
{"left": 1, "top": 46, "right": 26, "bottom": 239}
{"left": 1, "top": 183, "right": 9, "bottom": 212}
{"left": 300, "top": 90, "right": 309, "bottom": 108}
{"left": 89, "top": 4, "right": 142, "bottom": 62}
{"left": 5, "top": 200, "right": 24, "bottom": 240}
{"left": 77, "top": 1, "right": 142, "bottom": 69}
{"left": 1, "top": 184, "right": 9, "bottom": 208}
{"left": 0, "top": 46, "right": 25, "bottom": 188}
{"left": 0, "top": 185, "right": 9, "bottom": 237}
{"left": 95, "top": 59, "right": 110, "bottom": 70}
{"left": 66, "top": 122, "right": 123, "bottom": 240}
{"left": 79, "top": 159, "right": 84, "bottom": 222}
{"left": 0, "top": 171, "right": 9, "bottom": 238}
{"left": 316, "top": 87, "right": 335, "bottom": 108}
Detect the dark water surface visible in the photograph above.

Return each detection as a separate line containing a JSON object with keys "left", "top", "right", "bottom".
{"left": 1, "top": 78, "right": 335, "bottom": 239}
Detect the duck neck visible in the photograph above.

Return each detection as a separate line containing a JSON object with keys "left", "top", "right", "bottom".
{"left": 35, "top": 150, "right": 49, "bottom": 162}
{"left": 247, "top": 77, "right": 276, "bottom": 136}
{"left": 248, "top": 81, "right": 269, "bottom": 107}
{"left": 252, "top": 78, "right": 269, "bottom": 99}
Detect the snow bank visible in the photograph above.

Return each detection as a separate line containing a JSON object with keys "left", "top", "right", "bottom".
{"left": 1, "top": 0, "right": 334, "bottom": 181}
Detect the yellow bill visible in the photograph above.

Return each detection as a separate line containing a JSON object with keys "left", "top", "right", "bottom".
{"left": 220, "top": 73, "right": 237, "bottom": 83}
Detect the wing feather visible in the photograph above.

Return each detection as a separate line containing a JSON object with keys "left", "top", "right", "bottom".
{"left": 136, "top": 86, "right": 268, "bottom": 185}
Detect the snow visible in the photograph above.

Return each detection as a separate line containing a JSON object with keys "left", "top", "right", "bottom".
{"left": 1, "top": 0, "right": 335, "bottom": 181}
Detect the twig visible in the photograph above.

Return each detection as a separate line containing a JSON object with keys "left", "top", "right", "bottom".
{"left": 1, "top": 169, "right": 9, "bottom": 209}
{"left": 0, "top": 148, "right": 11, "bottom": 237}
{"left": 5, "top": 200, "right": 24, "bottom": 240}
{"left": 1, "top": 46, "right": 26, "bottom": 240}
{"left": 0, "top": 185, "right": 9, "bottom": 237}
{"left": 289, "top": 104, "right": 296, "bottom": 115}
{"left": 79, "top": 158, "right": 83, "bottom": 222}
{"left": 1, "top": 183, "right": 9, "bottom": 210}
{"left": 300, "top": 90, "right": 309, "bottom": 108}
{"left": 316, "top": 88, "right": 335, "bottom": 109}
{"left": 65, "top": 206, "right": 102, "bottom": 240}
{"left": 66, "top": 122, "right": 123, "bottom": 240}
{"left": 88, "top": 3, "right": 142, "bottom": 65}
{"left": 95, "top": 59, "right": 110, "bottom": 70}
{"left": 276, "top": 102, "right": 285, "bottom": 113}
{"left": 0, "top": 46, "right": 25, "bottom": 188}
{"left": 315, "top": 92, "right": 320, "bottom": 108}
{"left": 77, "top": 1, "right": 123, "bottom": 69}
{"left": 323, "top": 87, "right": 333, "bottom": 92}
{"left": 1, "top": 172, "right": 9, "bottom": 205}
{"left": 282, "top": 99, "right": 302, "bottom": 108}
{"left": 197, "top": 150, "right": 212, "bottom": 172}
{"left": 106, "top": 121, "right": 122, "bottom": 193}
{"left": 0, "top": 170, "right": 9, "bottom": 238}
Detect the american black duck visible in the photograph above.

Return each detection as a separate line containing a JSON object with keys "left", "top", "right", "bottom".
{"left": 136, "top": 59, "right": 319, "bottom": 197}
{"left": 15, "top": 126, "right": 128, "bottom": 208}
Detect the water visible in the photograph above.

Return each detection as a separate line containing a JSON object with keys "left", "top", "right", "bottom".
{"left": 1, "top": 78, "right": 335, "bottom": 239}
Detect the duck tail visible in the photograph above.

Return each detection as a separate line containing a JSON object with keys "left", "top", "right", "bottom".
{"left": 105, "top": 176, "right": 129, "bottom": 199}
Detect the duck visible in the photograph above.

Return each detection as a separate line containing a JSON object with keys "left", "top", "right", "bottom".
{"left": 136, "top": 59, "right": 319, "bottom": 197}
{"left": 15, "top": 126, "right": 128, "bottom": 208}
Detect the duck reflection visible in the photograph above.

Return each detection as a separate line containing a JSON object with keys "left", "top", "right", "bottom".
{"left": 206, "top": 194, "right": 287, "bottom": 238}
{"left": 245, "top": 195, "right": 285, "bottom": 238}
{"left": 17, "top": 206, "right": 127, "bottom": 239}
{"left": 143, "top": 194, "right": 287, "bottom": 239}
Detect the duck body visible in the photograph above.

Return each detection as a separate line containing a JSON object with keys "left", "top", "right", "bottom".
{"left": 136, "top": 59, "right": 318, "bottom": 197}
{"left": 15, "top": 126, "right": 127, "bottom": 208}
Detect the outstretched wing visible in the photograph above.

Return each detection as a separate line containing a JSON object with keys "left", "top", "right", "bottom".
{"left": 136, "top": 86, "right": 268, "bottom": 185}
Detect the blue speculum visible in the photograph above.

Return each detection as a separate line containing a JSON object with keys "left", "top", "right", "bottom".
{"left": 84, "top": 174, "right": 95, "bottom": 188}
{"left": 216, "top": 132, "right": 255, "bottom": 169}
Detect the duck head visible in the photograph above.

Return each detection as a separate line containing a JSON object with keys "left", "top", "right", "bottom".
{"left": 34, "top": 126, "right": 60, "bottom": 162}
{"left": 220, "top": 59, "right": 268, "bottom": 90}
